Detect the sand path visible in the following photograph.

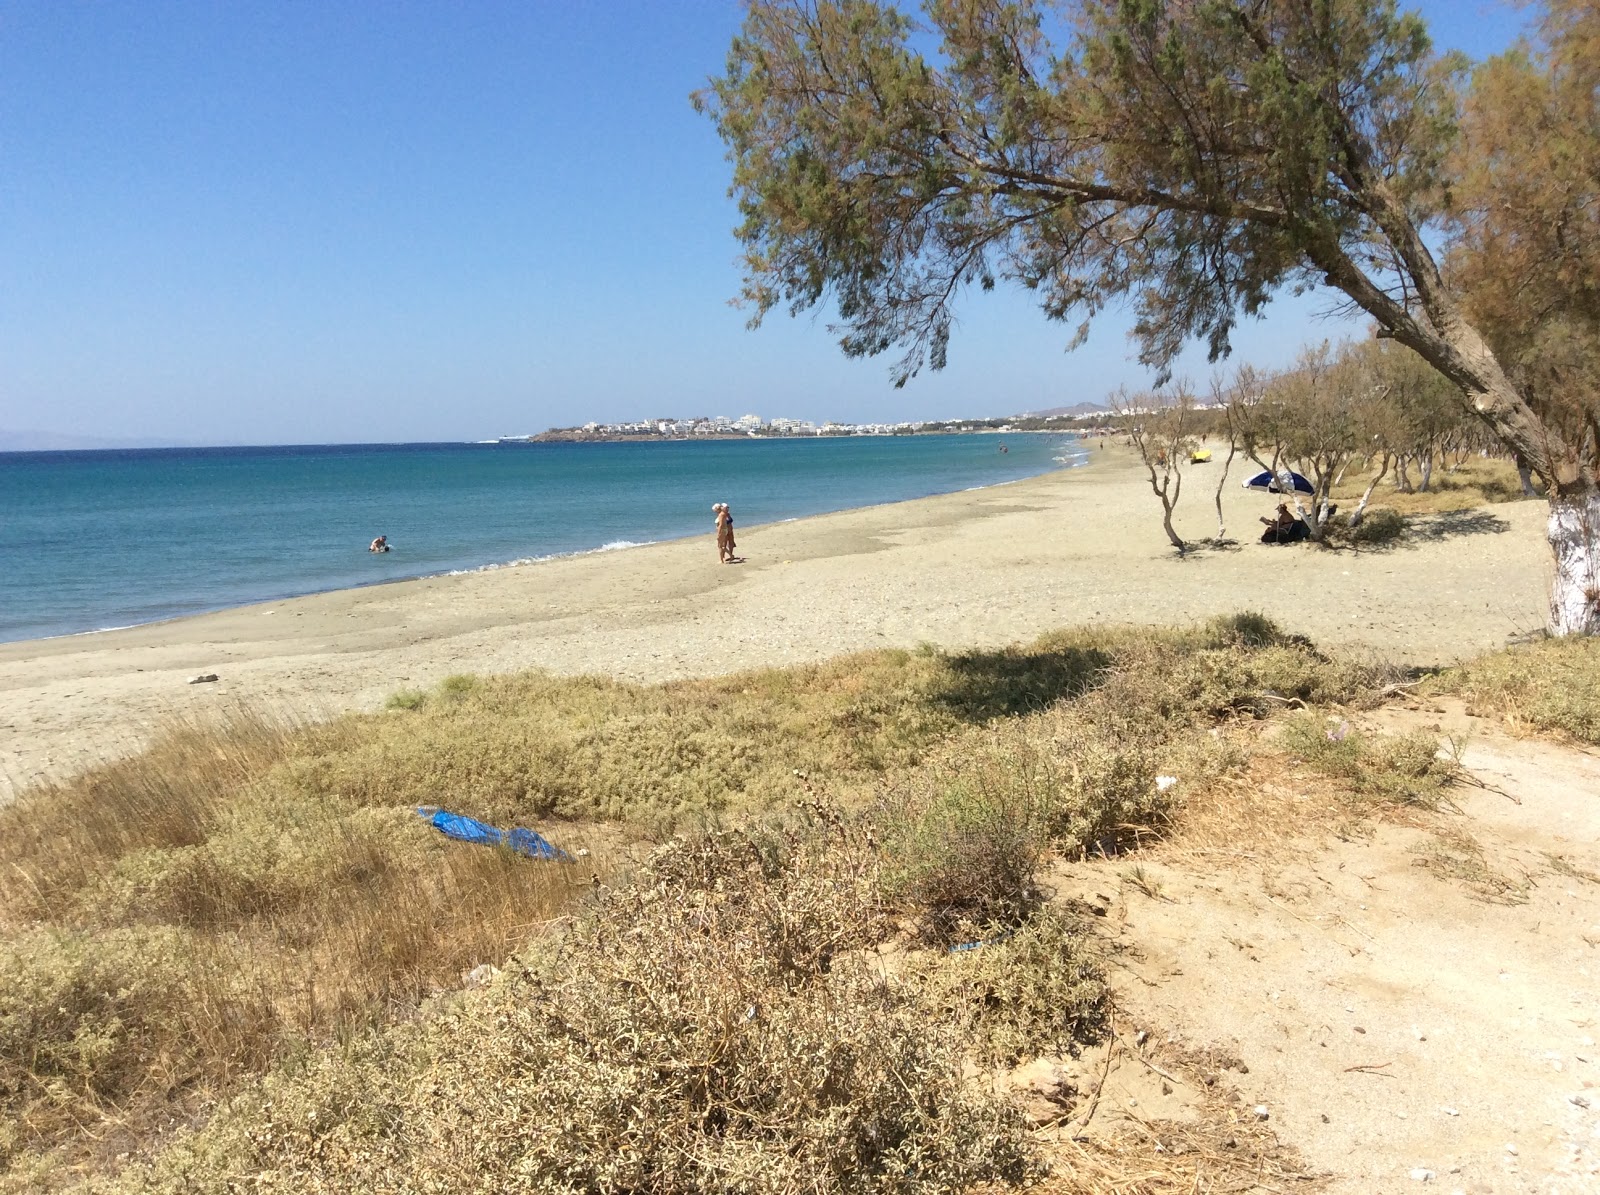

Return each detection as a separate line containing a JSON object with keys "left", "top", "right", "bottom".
{"left": 1057, "top": 708, "right": 1600, "bottom": 1192}
{"left": 0, "top": 451, "right": 1552, "bottom": 799}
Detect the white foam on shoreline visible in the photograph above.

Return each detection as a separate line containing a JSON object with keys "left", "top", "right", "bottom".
{"left": 439, "top": 539, "right": 653, "bottom": 577}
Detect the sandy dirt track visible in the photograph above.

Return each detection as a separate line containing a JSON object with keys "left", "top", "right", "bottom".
{"left": 0, "top": 450, "right": 1551, "bottom": 799}
{"left": 1055, "top": 704, "right": 1600, "bottom": 1193}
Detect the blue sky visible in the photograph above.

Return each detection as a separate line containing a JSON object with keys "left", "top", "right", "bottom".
{"left": 1, "top": 1, "right": 1532, "bottom": 445}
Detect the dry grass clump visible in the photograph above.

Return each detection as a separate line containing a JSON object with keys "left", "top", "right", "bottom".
{"left": 0, "top": 715, "right": 605, "bottom": 1172}
{"left": 913, "top": 910, "right": 1110, "bottom": 1067}
{"left": 1434, "top": 636, "right": 1600, "bottom": 744}
{"left": 1277, "top": 714, "right": 1457, "bottom": 807}
{"left": 98, "top": 824, "right": 1051, "bottom": 1195}
{"left": 1413, "top": 829, "right": 1533, "bottom": 905}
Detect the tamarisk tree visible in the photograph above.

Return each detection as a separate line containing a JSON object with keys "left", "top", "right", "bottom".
{"left": 1116, "top": 385, "right": 1200, "bottom": 551}
{"left": 700, "top": 0, "right": 1600, "bottom": 633}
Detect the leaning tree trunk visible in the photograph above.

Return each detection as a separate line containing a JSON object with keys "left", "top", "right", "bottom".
{"left": 1348, "top": 453, "right": 1392, "bottom": 528}
{"left": 1548, "top": 487, "right": 1600, "bottom": 636}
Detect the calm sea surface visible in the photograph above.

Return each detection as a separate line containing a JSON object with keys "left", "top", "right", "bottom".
{"left": 0, "top": 434, "right": 1084, "bottom": 644}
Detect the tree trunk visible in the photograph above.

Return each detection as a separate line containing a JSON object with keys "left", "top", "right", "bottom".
{"left": 1394, "top": 456, "right": 1414, "bottom": 493}
{"left": 1418, "top": 451, "right": 1434, "bottom": 493}
{"left": 1160, "top": 500, "right": 1184, "bottom": 551}
{"left": 1547, "top": 488, "right": 1600, "bottom": 636}
{"left": 1516, "top": 455, "right": 1537, "bottom": 497}
{"left": 1214, "top": 440, "right": 1237, "bottom": 539}
{"left": 1348, "top": 453, "right": 1392, "bottom": 528}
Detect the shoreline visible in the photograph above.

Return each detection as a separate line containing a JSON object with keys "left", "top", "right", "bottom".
{"left": 0, "top": 449, "right": 1550, "bottom": 800}
{"left": 4, "top": 436, "right": 1088, "bottom": 646}
{"left": 9, "top": 459, "right": 1085, "bottom": 648}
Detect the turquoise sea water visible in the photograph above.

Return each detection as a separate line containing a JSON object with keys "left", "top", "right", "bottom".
{"left": 0, "top": 434, "right": 1084, "bottom": 644}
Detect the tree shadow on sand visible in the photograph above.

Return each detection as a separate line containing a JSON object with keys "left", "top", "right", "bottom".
{"left": 929, "top": 645, "right": 1114, "bottom": 722}
{"left": 1351, "top": 507, "right": 1513, "bottom": 553}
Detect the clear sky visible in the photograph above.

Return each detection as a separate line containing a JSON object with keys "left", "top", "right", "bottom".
{"left": 1, "top": 1, "right": 1532, "bottom": 446}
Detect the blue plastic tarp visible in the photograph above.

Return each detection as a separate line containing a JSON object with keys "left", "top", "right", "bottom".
{"left": 420, "top": 808, "right": 569, "bottom": 861}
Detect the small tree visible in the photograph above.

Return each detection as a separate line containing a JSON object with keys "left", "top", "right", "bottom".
{"left": 1117, "top": 386, "right": 1199, "bottom": 552}
{"left": 1208, "top": 368, "right": 1254, "bottom": 541}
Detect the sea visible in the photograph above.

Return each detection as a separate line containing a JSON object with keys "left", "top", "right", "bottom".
{"left": 0, "top": 433, "right": 1086, "bottom": 644}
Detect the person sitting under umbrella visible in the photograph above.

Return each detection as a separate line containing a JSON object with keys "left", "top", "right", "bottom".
{"left": 1259, "top": 503, "right": 1309, "bottom": 544}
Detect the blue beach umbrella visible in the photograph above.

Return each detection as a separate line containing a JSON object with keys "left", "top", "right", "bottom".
{"left": 1242, "top": 468, "right": 1315, "bottom": 495}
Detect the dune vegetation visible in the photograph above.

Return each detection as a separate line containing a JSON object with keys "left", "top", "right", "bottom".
{"left": 4, "top": 613, "right": 1591, "bottom": 1192}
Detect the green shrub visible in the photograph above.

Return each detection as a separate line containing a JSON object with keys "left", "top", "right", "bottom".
{"left": 383, "top": 688, "right": 426, "bottom": 711}
{"left": 434, "top": 674, "right": 479, "bottom": 701}
{"left": 1330, "top": 507, "right": 1406, "bottom": 545}
{"left": 884, "top": 776, "right": 1044, "bottom": 942}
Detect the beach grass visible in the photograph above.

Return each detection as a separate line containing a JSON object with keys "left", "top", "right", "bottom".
{"left": 1432, "top": 634, "right": 1600, "bottom": 744}
{"left": 0, "top": 612, "right": 1520, "bottom": 1192}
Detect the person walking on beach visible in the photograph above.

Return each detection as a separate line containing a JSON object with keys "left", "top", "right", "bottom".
{"left": 713, "top": 503, "right": 738, "bottom": 563}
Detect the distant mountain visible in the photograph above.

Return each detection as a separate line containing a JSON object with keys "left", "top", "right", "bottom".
{"left": 0, "top": 428, "right": 189, "bottom": 451}
{"left": 1018, "top": 402, "right": 1108, "bottom": 418}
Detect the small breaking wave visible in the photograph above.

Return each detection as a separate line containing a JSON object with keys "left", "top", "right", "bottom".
{"left": 440, "top": 539, "right": 652, "bottom": 577}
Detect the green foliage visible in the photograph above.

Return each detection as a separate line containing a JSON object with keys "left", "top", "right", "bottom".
{"left": 1450, "top": 0, "right": 1600, "bottom": 473}
{"left": 383, "top": 687, "right": 426, "bottom": 711}
{"left": 699, "top": 0, "right": 1461, "bottom": 387}
{"left": 1435, "top": 636, "right": 1600, "bottom": 744}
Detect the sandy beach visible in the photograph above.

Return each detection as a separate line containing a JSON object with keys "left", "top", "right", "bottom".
{"left": 0, "top": 450, "right": 1551, "bottom": 800}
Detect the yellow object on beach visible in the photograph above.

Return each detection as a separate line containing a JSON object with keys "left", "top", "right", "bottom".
{"left": 1190, "top": 449, "right": 1213, "bottom": 463}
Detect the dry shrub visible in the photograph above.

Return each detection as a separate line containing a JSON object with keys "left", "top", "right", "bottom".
{"left": 2, "top": 613, "right": 1397, "bottom": 1188}
{"left": 103, "top": 825, "right": 1044, "bottom": 1195}
{"left": 882, "top": 769, "right": 1045, "bottom": 943}
{"left": 1278, "top": 715, "right": 1457, "bottom": 806}
{"left": 1435, "top": 636, "right": 1600, "bottom": 744}
{"left": 913, "top": 910, "right": 1110, "bottom": 1067}
{"left": 0, "top": 927, "right": 278, "bottom": 1159}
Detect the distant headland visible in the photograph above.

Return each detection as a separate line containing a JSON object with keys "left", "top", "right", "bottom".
{"left": 503, "top": 403, "right": 1110, "bottom": 444}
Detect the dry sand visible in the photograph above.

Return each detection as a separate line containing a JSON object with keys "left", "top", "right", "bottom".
{"left": 0, "top": 449, "right": 1551, "bottom": 799}
{"left": 1053, "top": 703, "right": 1600, "bottom": 1193}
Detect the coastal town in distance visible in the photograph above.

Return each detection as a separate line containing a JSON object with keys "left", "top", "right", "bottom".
{"left": 498, "top": 401, "right": 1112, "bottom": 443}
